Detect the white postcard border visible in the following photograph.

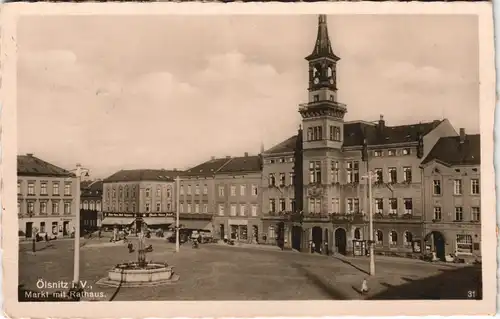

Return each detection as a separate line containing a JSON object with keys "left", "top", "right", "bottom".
{"left": 1, "top": 2, "right": 496, "bottom": 318}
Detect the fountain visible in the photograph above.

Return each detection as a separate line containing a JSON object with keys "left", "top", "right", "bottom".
{"left": 97, "top": 228, "right": 179, "bottom": 288}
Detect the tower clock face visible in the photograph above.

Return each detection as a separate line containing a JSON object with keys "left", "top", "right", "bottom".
{"left": 313, "top": 77, "right": 320, "bottom": 84}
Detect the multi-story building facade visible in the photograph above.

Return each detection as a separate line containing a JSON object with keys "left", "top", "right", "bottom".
{"left": 421, "top": 129, "right": 481, "bottom": 261}
{"left": 17, "top": 154, "right": 78, "bottom": 239}
{"left": 80, "top": 180, "right": 103, "bottom": 233}
{"left": 179, "top": 157, "right": 231, "bottom": 231}
{"left": 213, "top": 154, "right": 262, "bottom": 243}
{"left": 260, "top": 15, "right": 458, "bottom": 256}
{"left": 102, "top": 169, "right": 178, "bottom": 231}
{"left": 181, "top": 154, "right": 262, "bottom": 242}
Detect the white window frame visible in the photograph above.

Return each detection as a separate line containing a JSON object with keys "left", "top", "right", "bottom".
{"left": 404, "top": 198, "right": 413, "bottom": 214}
{"left": 251, "top": 204, "right": 258, "bottom": 217}
{"left": 279, "top": 198, "right": 286, "bottom": 212}
{"left": 239, "top": 204, "right": 246, "bottom": 216}
{"left": 388, "top": 167, "right": 397, "bottom": 183}
{"left": 455, "top": 206, "right": 463, "bottom": 221}
{"left": 375, "top": 198, "right": 383, "bottom": 214}
{"left": 472, "top": 207, "right": 480, "bottom": 222}
{"left": 40, "top": 183, "right": 47, "bottom": 195}
{"left": 403, "top": 167, "right": 412, "bottom": 183}
{"left": 187, "top": 204, "right": 192, "bottom": 213}
{"left": 230, "top": 186, "right": 236, "bottom": 196}
{"left": 433, "top": 207, "right": 442, "bottom": 220}
{"left": 453, "top": 179, "right": 463, "bottom": 195}
{"left": 389, "top": 231, "right": 398, "bottom": 246}
{"left": 389, "top": 198, "right": 398, "bottom": 214}
{"left": 218, "top": 204, "right": 224, "bottom": 216}
{"left": 240, "top": 185, "right": 246, "bottom": 196}
{"left": 218, "top": 186, "right": 224, "bottom": 196}
{"left": 230, "top": 204, "right": 237, "bottom": 216}
{"left": 456, "top": 234, "right": 473, "bottom": 255}
{"left": 331, "top": 198, "right": 339, "bottom": 214}
{"left": 433, "top": 180, "right": 441, "bottom": 195}
{"left": 471, "top": 179, "right": 480, "bottom": 195}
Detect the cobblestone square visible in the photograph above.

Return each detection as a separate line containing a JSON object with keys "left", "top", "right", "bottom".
{"left": 18, "top": 239, "right": 481, "bottom": 301}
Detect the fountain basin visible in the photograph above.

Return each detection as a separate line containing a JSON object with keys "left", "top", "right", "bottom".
{"left": 96, "top": 261, "right": 179, "bottom": 288}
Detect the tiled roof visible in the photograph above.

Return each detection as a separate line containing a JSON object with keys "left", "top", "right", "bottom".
{"left": 17, "top": 155, "right": 74, "bottom": 177}
{"left": 104, "top": 169, "right": 180, "bottom": 182}
{"left": 81, "top": 180, "right": 103, "bottom": 197}
{"left": 421, "top": 134, "right": 480, "bottom": 166}
{"left": 343, "top": 120, "right": 443, "bottom": 147}
{"left": 218, "top": 155, "right": 262, "bottom": 173}
{"left": 264, "top": 120, "right": 443, "bottom": 155}
{"left": 182, "top": 158, "right": 231, "bottom": 177}
{"left": 264, "top": 136, "right": 298, "bottom": 155}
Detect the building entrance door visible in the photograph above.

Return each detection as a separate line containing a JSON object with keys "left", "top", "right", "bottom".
{"left": 291, "top": 225, "right": 302, "bottom": 251}
{"left": 335, "top": 228, "right": 347, "bottom": 255}
{"left": 25, "top": 222, "right": 33, "bottom": 238}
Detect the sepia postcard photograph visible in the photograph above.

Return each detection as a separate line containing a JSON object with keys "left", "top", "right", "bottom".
{"left": 1, "top": 2, "right": 496, "bottom": 318}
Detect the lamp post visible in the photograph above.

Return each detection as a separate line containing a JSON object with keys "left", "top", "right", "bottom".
{"left": 362, "top": 170, "right": 376, "bottom": 276}
{"left": 175, "top": 176, "right": 180, "bottom": 253}
{"left": 71, "top": 164, "right": 89, "bottom": 287}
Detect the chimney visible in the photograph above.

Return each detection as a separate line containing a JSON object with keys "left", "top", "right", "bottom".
{"left": 173, "top": 168, "right": 177, "bottom": 171}
{"left": 244, "top": 152, "right": 249, "bottom": 157}
{"left": 459, "top": 128, "right": 466, "bottom": 144}
{"left": 210, "top": 156, "right": 215, "bottom": 160}
{"left": 27, "top": 153, "right": 33, "bottom": 157}
{"left": 379, "top": 115, "right": 385, "bottom": 129}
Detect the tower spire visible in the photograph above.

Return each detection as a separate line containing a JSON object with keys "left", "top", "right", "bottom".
{"left": 306, "top": 14, "right": 339, "bottom": 61}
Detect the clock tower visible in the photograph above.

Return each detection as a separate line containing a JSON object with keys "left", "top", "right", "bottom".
{"left": 299, "top": 14, "right": 347, "bottom": 151}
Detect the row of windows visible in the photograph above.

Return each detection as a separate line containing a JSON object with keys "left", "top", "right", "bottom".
{"left": 18, "top": 181, "right": 72, "bottom": 196}
{"left": 373, "top": 148, "right": 412, "bottom": 157}
{"left": 374, "top": 230, "right": 415, "bottom": 246}
{"left": 180, "top": 203, "right": 209, "bottom": 214}
{"left": 18, "top": 201, "right": 72, "bottom": 215}
{"left": 218, "top": 204, "right": 259, "bottom": 217}
{"left": 107, "top": 202, "right": 172, "bottom": 213}
{"left": 433, "top": 206, "right": 480, "bottom": 222}
{"left": 309, "top": 160, "right": 360, "bottom": 184}
{"left": 433, "top": 179, "right": 480, "bottom": 196}
{"left": 269, "top": 198, "right": 296, "bottom": 212}
{"left": 306, "top": 125, "right": 341, "bottom": 142}
{"left": 80, "top": 200, "right": 102, "bottom": 211}
{"left": 264, "top": 157, "right": 295, "bottom": 165}
{"left": 108, "top": 186, "right": 172, "bottom": 199}
{"left": 304, "top": 197, "right": 417, "bottom": 215}
{"left": 374, "top": 167, "right": 412, "bottom": 184}
{"left": 217, "top": 185, "right": 259, "bottom": 197}
{"left": 268, "top": 173, "right": 294, "bottom": 187}
{"left": 180, "top": 184, "right": 208, "bottom": 196}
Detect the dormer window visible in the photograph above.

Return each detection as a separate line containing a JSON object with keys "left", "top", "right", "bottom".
{"left": 388, "top": 150, "right": 396, "bottom": 156}
{"left": 374, "top": 150, "right": 382, "bottom": 157}
{"left": 402, "top": 148, "right": 411, "bottom": 155}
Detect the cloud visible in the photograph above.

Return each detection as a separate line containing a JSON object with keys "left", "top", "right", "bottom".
{"left": 16, "top": 15, "right": 479, "bottom": 178}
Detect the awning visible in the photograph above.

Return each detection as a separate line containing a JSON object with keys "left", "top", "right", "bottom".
{"left": 142, "top": 217, "right": 174, "bottom": 226}
{"left": 181, "top": 220, "right": 212, "bottom": 230}
{"left": 101, "top": 217, "right": 135, "bottom": 226}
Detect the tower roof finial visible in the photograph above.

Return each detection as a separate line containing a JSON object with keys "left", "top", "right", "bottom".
{"left": 306, "top": 14, "right": 339, "bottom": 61}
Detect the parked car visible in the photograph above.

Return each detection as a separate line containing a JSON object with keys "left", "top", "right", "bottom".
{"left": 191, "top": 230, "right": 201, "bottom": 243}
{"left": 36, "top": 232, "right": 57, "bottom": 241}
{"left": 199, "top": 230, "right": 213, "bottom": 243}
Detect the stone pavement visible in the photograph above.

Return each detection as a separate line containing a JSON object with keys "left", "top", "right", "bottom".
{"left": 18, "top": 239, "right": 482, "bottom": 301}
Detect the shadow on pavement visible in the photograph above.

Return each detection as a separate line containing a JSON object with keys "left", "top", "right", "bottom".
{"left": 367, "top": 265, "right": 482, "bottom": 300}
{"left": 333, "top": 256, "right": 370, "bottom": 275}
{"left": 290, "top": 262, "right": 349, "bottom": 300}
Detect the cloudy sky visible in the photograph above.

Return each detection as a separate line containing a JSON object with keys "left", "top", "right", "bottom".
{"left": 17, "top": 14, "right": 479, "bottom": 178}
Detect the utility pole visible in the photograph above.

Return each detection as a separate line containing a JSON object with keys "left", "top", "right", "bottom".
{"left": 363, "top": 171, "right": 376, "bottom": 276}
{"left": 175, "top": 176, "right": 180, "bottom": 253}
{"left": 72, "top": 164, "right": 89, "bottom": 287}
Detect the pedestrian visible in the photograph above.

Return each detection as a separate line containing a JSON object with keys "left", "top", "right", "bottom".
{"left": 311, "top": 241, "right": 316, "bottom": 254}
{"left": 98, "top": 229, "right": 101, "bottom": 239}
{"left": 325, "top": 241, "right": 329, "bottom": 256}
{"left": 361, "top": 278, "right": 369, "bottom": 294}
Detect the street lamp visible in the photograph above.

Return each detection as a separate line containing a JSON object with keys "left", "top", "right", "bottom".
{"left": 70, "top": 164, "right": 89, "bottom": 287}
{"left": 362, "top": 170, "right": 376, "bottom": 276}
{"left": 175, "top": 176, "right": 180, "bottom": 253}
